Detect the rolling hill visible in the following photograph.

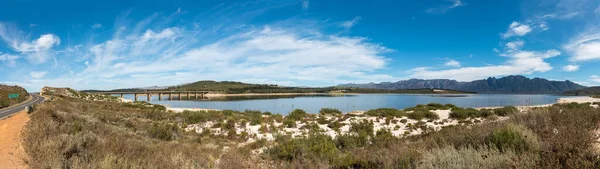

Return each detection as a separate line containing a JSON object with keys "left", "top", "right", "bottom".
{"left": 563, "top": 87, "right": 600, "bottom": 96}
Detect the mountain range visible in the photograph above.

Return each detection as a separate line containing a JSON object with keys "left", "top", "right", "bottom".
{"left": 339, "top": 75, "right": 586, "bottom": 94}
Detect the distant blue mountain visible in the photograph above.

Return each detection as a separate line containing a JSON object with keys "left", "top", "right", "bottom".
{"left": 339, "top": 75, "right": 586, "bottom": 94}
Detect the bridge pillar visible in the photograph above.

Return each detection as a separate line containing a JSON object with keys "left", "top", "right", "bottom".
{"left": 158, "top": 93, "right": 162, "bottom": 101}
{"left": 134, "top": 93, "right": 138, "bottom": 102}
{"left": 120, "top": 93, "right": 124, "bottom": 98}
{"left": 169, "top": 93, "right": 172, "bottom": 100}
{"left": 147, "top": 93, "right": 151, "bottom": 101}
{"left": 178, "top": 93, "right": 181, "bottom": 100}
{"left": 186, "top": 92, "right": 190, "bottom": 99}
{"left": 194, "top": 93, "right": 198, "bottom": 99}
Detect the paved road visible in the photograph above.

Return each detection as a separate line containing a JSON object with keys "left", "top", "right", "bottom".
{"left": 0, "top": 94, "right": 44, "bottom": 119}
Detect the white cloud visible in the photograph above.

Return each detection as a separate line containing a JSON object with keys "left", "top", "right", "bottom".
{"left": 0, "top": 22, "right": 60, "bottom": 64}
{"left": 505, "top": 40, "right": 524, "bottom": 51}
{"left": 35, "top": 22, "right": 394, "bottom": 90}
{"left": 562, "top": 64, "right": 580, "bottom": 72}
{"left": 301, "top": 0, "right": 309, "bottom": 10}
{"left": 340, "top": 16, "right": 361, "bottom": 30}
{"left": 91, "top": 23, "right": 103, "bottom": 28}
{"left": 0, "top": 53, "right": 19, "bottom": 66}
{"left": 444, "top": 60, "right": 461, "bottom": 67}
{"left": 426, "top": 0, "right": 465, "bottom": 14}
{"left": 591, "top": 75, "right": 600, "bottom": 84}
{"left": 29, "top": 71, "right": 47, "bottom": 78}
{"left": 564, "top": 33, "right": 600, "bottom": 61}
{"left": 409, "top": 42, "right": 560, "bottom": 81}
{"left": 503, "top": 22, "right": 532, "bottom": 38}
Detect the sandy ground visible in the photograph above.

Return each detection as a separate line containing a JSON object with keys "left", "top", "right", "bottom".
{"left": 0, "top": 110, "right": 29, "bottom": 169}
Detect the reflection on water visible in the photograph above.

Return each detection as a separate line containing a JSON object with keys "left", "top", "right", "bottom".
{"left": 198, "top": 94, "right": 352, "bottom": 101}
{"left": 117, "top": 94, "right": 573, "bottom": 115}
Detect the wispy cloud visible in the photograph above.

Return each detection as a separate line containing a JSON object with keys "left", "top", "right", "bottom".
{"left": 29, "top": 71, "right": 47, "bottom": 78}
{"left": 409, "top": 41, "right": 559, "bottom": 81}
{"left": 444, "top": 60, "right": 461, "bottom": 67}
{"left": 564, "top": 33, "right": 600, "bottom": 62}
{"left": 0, "top": 52, "right": 19, "bottom": 66}
{"left": 340, "top": 16, "right": 361, "bottom": 30}
{"left": 0, "top": 22, "right": 60, "bottom": 64}
{"left": 18, "top": 13, "right": 395, "bottom": 90}
{"left": 426, "top": 0, "right": 465, "bottom": 14}
{"left": 91, "top": 23, "right": 103, "bottom": 29}
{"left": 301, "top": 0, "right": 309, "bottom": 10}
{"left": 502, "top": 22, "right": 532, "bottom": 38}
{"left": 562, "top": 64, "right": 579, "bottom": 72}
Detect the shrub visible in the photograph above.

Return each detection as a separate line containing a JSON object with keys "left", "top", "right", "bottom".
{"left": 149, "top": 123, "right": 179, "bottom": 141}
{"left": 287, "top": 109, "right": 308, "bottom": 121}
{"left": 407, "top": 110, "right": 439, "bottom": 120}
{"left": 399, "top": 119, "right": 408, "bottom": 123}
{"left": 271, "top": 114, "right": 284, "bottom": 123}
{"left": 283, "top": 119, "right": 297, "bottom": 128}
{"left": 365, "top": 108, "right": 405, "bottom": 117}
{"left": 317, "top": 116, "right": 329, "bottom": 124}
{"left": 269, "top": 133, "right": 339, "bottom": 162}
{"left": 418, "top": 146, "right": 539, "bottom": 169}
{"left": 494, "top": 106, "right": 518, "bottom": 116}
{"left": 327, "top": 121, "right": 343, "bottom": 132}
{"left": 450, "top": 108, "right": 481, "bottom": 119}
{"left": 319, "top": 108, "right": 342, "bottom": 116}
{"left": 486, "top": 124, "right": 540, "bottom": 153}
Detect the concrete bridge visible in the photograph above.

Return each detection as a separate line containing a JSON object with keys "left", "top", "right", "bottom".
{"left": 95, "top": 91, "right": 210, "bottom": 101}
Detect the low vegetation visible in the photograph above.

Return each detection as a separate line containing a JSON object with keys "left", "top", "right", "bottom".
{"left": 22, "top": 92, "right": 600, "bottom": 168}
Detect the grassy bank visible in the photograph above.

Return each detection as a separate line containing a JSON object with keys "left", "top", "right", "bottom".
{"left": 22, "top": 93, "right": 600, "bottom": 168}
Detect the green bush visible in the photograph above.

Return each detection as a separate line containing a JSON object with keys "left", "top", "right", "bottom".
{"left": 317, "top": 116, "right": 329, "bottom": 124}
{"left": 365, "top": 108, "right": 405, "bottom": 117}
{"left": 320, "top": 108, "right": 342, "bottom": 116}
{"left": 450, "top": 108, "right": 482, "bottom": 119}
{"left": 486, "top": 124, "right": 540, "bottom": 153}
{"left": 148, "top": 123, "right": 179, "bottom": 141}
{"left": 283, "top": 119, "right": 297, "bottom": 128}
{"left": 407, "top": 110, "right": 439, "bottom": 120}
{"left": 287, "top": 109, "right": 308, "bottom": 121}
{"left": 494, "top": 106, "right": 518, "bottom": 116}
{"left": 269, "top": 133, "right": 339, "bottom": 162}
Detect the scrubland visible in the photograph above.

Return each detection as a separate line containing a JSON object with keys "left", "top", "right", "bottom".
{"left": 22, "top": 93, "right": 600, "bottom": 168}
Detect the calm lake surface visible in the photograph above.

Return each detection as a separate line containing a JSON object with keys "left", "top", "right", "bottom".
{"left": 118, "top": 94, "right": 573, "bottom": 115}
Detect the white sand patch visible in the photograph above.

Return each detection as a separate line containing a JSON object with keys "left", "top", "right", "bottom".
{"left": 558, "top": 97, "right": 600, "bottom": 104}
{"left": 167, "top": 107, "right": 220, "bottom": 113}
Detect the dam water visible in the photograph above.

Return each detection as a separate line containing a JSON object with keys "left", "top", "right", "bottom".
{"left": 116, "top": 94, "right": 574, "bottom": 115}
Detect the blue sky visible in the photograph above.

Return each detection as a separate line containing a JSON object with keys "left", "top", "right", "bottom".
{"left": 1, "top": 0, "right": 600, "bottom": 91}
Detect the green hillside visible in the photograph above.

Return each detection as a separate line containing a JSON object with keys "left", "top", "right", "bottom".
{"left": 563, "top": 87, "right": 600, "bottom": 97}
{"left": 0, "top": 84, "right": 28, "bottom": 108}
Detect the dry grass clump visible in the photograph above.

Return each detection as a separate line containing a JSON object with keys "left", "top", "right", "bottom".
{"left": 417, "top": 146, "right": 538, "bottom": 169}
